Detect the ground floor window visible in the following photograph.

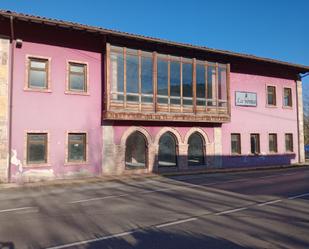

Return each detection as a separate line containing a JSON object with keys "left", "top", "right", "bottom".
{"left": 125, "top": 131, "right": 147, "bottom": 169}
{"left": 250, "top": 134, "right": 260, "bottom": 154}
{"left": 231, "top": 133, "right": 241, "bottom": 155}
{"left": 27, "top": 133, "right": 48, "bottom": 164}
{"left": 188, "top": 132, "right": 205, "bottom": 166}
{"left": 269, "top": 133, "right": 278, "bottom": 153}
{"left": 158, "top": 132, "right": 177, "bottom": 167}
{"left": 68, "top": 133, "right": 87, "bottom": 162}
{"left": 285, "top": 133, "right": 293, "bottom": 152}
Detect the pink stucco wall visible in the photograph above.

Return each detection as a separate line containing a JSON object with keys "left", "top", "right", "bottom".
{"left": 10, "top": 41, "right": 102, "bottom": 179}
{"left": 222, "top": 72, "right": 298, "bottom": 167}
{"left": 113, "top": 125, "right": 215, "bottom": 145}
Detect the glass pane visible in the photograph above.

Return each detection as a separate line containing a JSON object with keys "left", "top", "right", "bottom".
{"left": 250, "top": 134, "right": 260, "bottom": 154}
{"left": 141, "top": 96, "right": 153, "bottom": 103}
{"left": 188, "top": 133, "right": 204, "bottom": 166}
{"left": 29, "top": 70, "right": 47, "bottom": 88}
{"left": 110, "top": 52, "right": 124, "bottom": 100}
{"left": 68, "top": 134, "right": 86, "bottom": 161}
{"left": 284, "top": 88, "right": 292, "bottom": 106}
{"left": 231, "top": 134, "right": 240, "bottom": 154}
{"left": 30, "top": 60, "right": 46, "bottom": 69}
{"left": 125, "top": 132, "right": 147, "bottom": 168}
{"left": 28, "top": 134, "right": 46, "bottom": 163}
{"left": 158, "top": 133, "right": 177, "bottom": 167}
{"left": 196, "top": 64, "right": 205, "bottom": 106}
{"left": 267, "top": 86, "right": 276, "bottom": 105}
{"left": 157, "top": 59, "right": 168, "bottom": 103}
{"left": 218, "top": 67, "right": 227, "bottom": 101}
{"left": 126, "top": 54, "right": 139, "bottom": 95}
{"left": 170, "top": 61, "right": 180, "bottom": 100}
{"left": 141, "top": 56, "right": 153, "bottom": 95}
{"left": 70, "top": 74, "right": 85, "bottom": 91}
{"left": 70, "top": 64, "right": 85, "bottom": 73}
{"left": 207, "top": 66, "right": 216, "bottom": 105}
{"left": 182, "top": 63, "right": 193, "bottom": 105}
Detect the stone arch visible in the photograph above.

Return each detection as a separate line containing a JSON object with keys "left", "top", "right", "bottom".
{"left": 184, "top": 127, "right": 210, "bottom": 145}
{"left": 154, "top": 127, "right": 182, "bottom": 145}
{"left": 120, "top": 126, "right": 152, "bottom": 147}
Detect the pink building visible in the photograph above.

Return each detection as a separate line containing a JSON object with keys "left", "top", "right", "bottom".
{"left": 0, "top": 10, "right": 308, "bottom": 182}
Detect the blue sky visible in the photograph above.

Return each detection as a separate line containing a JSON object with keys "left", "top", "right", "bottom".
{"left": 1, "top": 0, "right": 309, "bottom": 86}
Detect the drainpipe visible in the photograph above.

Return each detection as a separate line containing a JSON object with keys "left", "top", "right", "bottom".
{"left": 7, "top": 16, "right": 15, "bottom": 182}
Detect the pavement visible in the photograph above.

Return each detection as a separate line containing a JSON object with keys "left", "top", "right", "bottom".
{"left": 0, "top": 166, "right": 308, "bottom": 249}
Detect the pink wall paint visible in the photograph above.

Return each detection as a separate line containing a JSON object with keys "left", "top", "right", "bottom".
{"left": 10, "top": 41, "right": 102, "bottom": 179}
{"left": 222, "top": 72, "right": 298, "bottom": 167}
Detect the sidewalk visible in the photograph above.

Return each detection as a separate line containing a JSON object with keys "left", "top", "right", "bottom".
{"left": 0, "top": 163, "right": 307, "bottom": 190}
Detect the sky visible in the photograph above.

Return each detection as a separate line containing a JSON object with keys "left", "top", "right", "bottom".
{"left": 1, "top": 0, "right": 308, "bottom": 93}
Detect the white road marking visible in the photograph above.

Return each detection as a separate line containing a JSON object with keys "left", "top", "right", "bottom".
{"left": 69, "top": 194, "right": 129, "bottom": 204}
{"left": 156, "top": 218, "right": 198, "bottom": 228}
{"left": 257, "top": 199, "right": 282, "bottom": 206}
{"left": 46, "top": 230, "right": 136, "bottom": 249}
{"left": 0, "top": 206, "right": 36, "bottom": 214}
{"left": 215, "top": 207, "right": 248, "bottom": 215}
{"left": 288, "top": 193, "right": 309, "bottom": 200}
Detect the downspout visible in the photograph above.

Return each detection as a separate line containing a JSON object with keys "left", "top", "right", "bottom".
{"left": 7, "top": 16, "right": 15, "bottom": 182}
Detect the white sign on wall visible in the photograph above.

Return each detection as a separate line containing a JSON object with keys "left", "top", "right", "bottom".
{"left": 235, "top": 91, "right": 257, "bottom": 107}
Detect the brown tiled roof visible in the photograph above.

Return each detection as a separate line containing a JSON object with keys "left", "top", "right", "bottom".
{"left": 1, "top": 9, "right": 308, "bottom": 73}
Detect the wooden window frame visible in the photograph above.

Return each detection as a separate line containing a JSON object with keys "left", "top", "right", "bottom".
{"left": 105, "top": 43, "right": 231, "bottom": 123}
{"left": 231, "top": 133, "right": 241, "bottom": 155}
{"left": 266, "top": 85, "right": 277, "bottom": 107}
{"left": 24, "top": 131, "right": 50, "bottom": 167}
{"left": 65, "top": 131, "right": 88, "bottom": 165}
{"left": 282, "top": 87, "right": 292, "bottom": 108}
{"left": 250, "top": 133, "right": 260, "bottom": 155}
{"left": 285, "top": 133, "right": 294, "bottom": 153}
{"left": 268, "top": 133, "right": 278, "bottom": 153}
{"left": 25, "top": 55, "right": 51, "bottom": 92}
{"left": 65, "top": 60, "right": 89, "bottom": 95}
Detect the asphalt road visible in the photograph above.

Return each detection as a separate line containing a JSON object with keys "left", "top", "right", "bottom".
{"left": 0, "top": 166, "right": 308, "bottom": 249}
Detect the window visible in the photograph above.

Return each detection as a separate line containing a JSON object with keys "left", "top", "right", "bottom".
{"left": 285, "top": 133, "right": 293, "bottom": 152}
{"left": 68, "top": 133, "right": 86, "bottom": 162}
{"left": 27, "top": 133, "right": 47, "bottom": 164}
{"left": 125, "top": 132, "right": 147, "bottom": 169}
{"left": 126, "top": 50, "right": 139, "bottom": 102}
{"left": 283, "top": 88, "right": 292, "bottom": 107}
{"left": 269, "top": 133, "right": 278, "bottom": 153}
{"left": 188, "top": 133, "right": 205, "bottom": 166}
{"left": 182, "top": 62, "right": 193, "bottom": 106}
{"left": 170, "top": 60, "right": 181, "bottom": 105}
{"left": 231, "top": 133, "right": 241, "bottom": 154}
{"left": 267, "top": 86, "right": 276, "bottom": 106}
{"left": 28, "top": 58, "right": 48, "bottom": 89}
{"left": 68, "top": 62, "right": 87, "bottom": 92}
{"left": 250, "top": 134, "right": 260, "bottom": 154}
{"left": 158, "top": 132, "right": 177, "bottom": 167}
{"left": 107, "top": 45, "right": 230, "bottom": 122}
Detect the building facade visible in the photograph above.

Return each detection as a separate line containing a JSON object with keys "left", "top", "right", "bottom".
{"left": 0, "top": 10, "right": 308, "bottom": 182}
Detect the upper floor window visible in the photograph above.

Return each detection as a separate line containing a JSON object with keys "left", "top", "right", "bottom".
{"left": 267, "top": 86, "right": 276, "bottom": 106}
{"left": 250, "top": 133, "right": 260, "bottom": 154}
{"left": 28, "top": 57, "right": 49, "bottom": 89}
{"left": 68, "top": 62, "right": 87, "bottom": 93}
{"left": 269, "top": 133, "right": 278, "bottom": 153}
{"left": 283, "top": 88, "right": 292, "bottom": 107}
{"left": 231, "top": 133, "right": 241, "bottom": 155}
{"left": 27, "top": 133, "right": 48, "bottom": 164}
{"left": 106, "top": 44, "right": 230, "bottom": 123}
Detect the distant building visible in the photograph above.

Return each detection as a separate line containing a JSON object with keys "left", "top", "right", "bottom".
{"left": 0, "top": 10, "right": 308, "bottom": 182}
